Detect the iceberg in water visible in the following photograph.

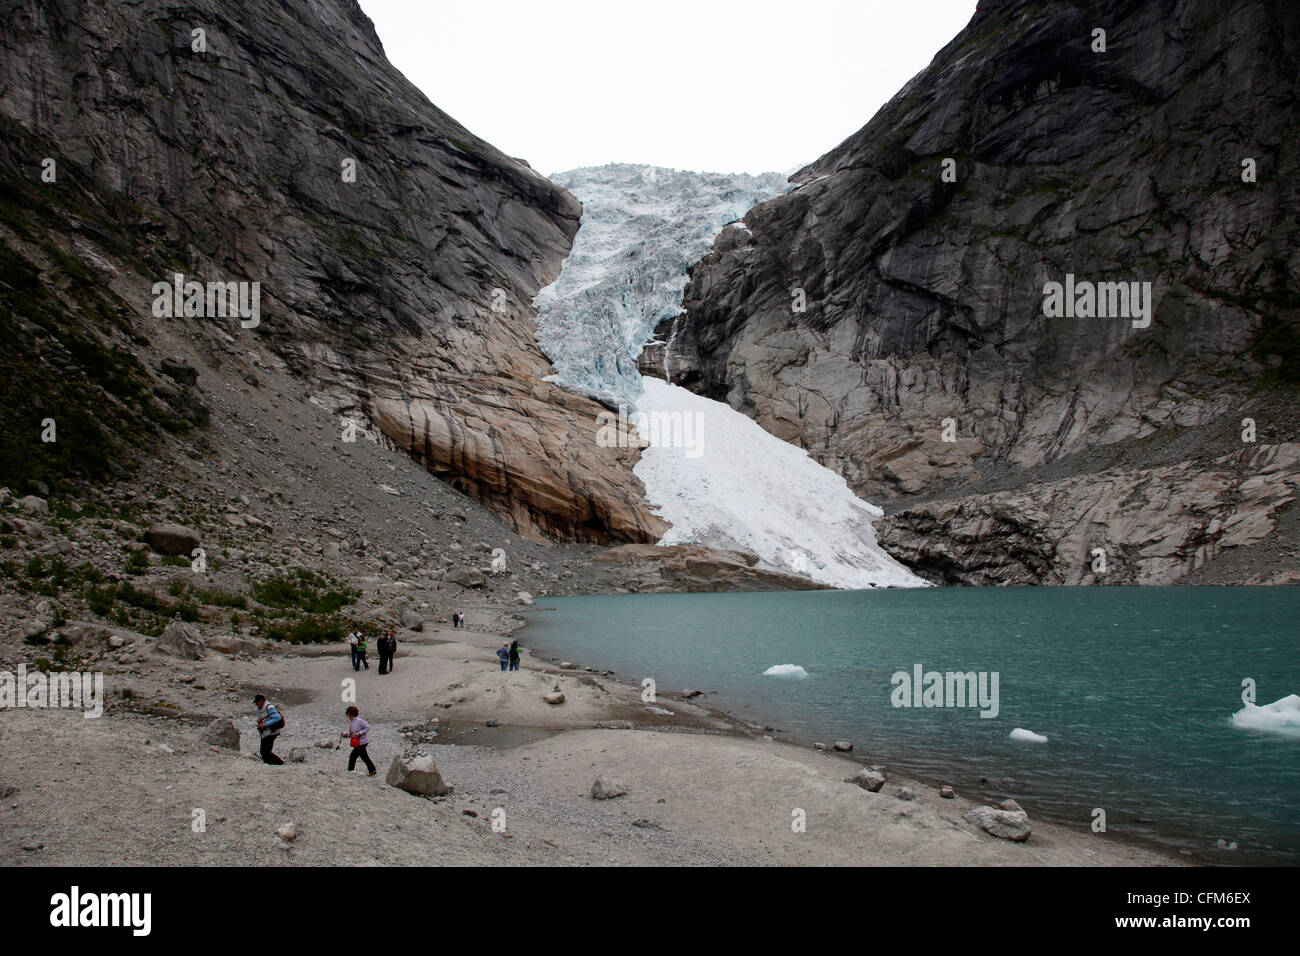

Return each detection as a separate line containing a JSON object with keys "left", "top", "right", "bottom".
{"left": 763, "top": 664, "right": 810, "bottom": 679}
{"left": 1009, "top": 728, "right": 1049, "bottom": 744}
{"left": 1231, "top": 693, "right": 1300, "bottom": 736}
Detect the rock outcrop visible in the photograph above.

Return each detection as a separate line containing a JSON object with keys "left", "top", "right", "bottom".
{"left": 586, "top": 544, "right": 829, "bottom": 593}
{"left": 652, "top": 0, "right": 1300, "bottom": 583}
{"left": 877, "top": 442, "right": 1300, "bottom": 585}
{"left": 0, "top": 0, "right": 664, "bottom": 543}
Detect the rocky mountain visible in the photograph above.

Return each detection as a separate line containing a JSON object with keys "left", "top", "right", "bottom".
{"left": 647, "top": 0, "right": 1300, "bottom": 584}
{"left": 0, "top": 0, "right": 663, "bottom": 544}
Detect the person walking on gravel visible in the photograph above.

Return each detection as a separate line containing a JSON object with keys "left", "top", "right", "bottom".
{"left": 508, "top": 639, "right": 521, "bottom": 672}
{"left": 496, "top": 641, "right": 510, "bottom": 671}
{"left": 253, "top": 694, "right": 285, "bottom": 765}
{"left": 348, "top": 628, "right": 360, "bottom": 671}
{"left": 342, "top": 705, "right": 377, "bottom": 775}
{"left": 355, "top": 632, "right": 370, "bottom": 670}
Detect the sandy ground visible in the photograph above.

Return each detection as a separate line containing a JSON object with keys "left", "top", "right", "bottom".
{"left": 0, "top": 625, "right": 1182, "bottom": 866}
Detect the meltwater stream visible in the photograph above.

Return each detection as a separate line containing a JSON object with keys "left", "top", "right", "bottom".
{"left": 524, "top": 586, "right": 1300, "bottom": 864}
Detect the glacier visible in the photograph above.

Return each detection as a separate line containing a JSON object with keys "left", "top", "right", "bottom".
{"left": 533, "top": 163, "right": 927, "bottom": 590}
{"left": 533, "top": 164, "right": 787, "bottom": 406}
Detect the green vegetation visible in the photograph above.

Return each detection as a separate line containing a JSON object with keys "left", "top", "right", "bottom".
{"left": 250, "top": 569, "right": 359, "bottom": 614}
{"left": 263, "top": 615, "right": 346, "bottom": 645}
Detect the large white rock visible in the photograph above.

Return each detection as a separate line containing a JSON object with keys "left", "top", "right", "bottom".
{"left": 964, "top": 805, "right": 1032, "bottom": 842}
{"left": 385, "top": 754, "right": 451, "bottom": 796}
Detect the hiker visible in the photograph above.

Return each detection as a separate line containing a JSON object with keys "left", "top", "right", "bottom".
{"left": 388, "top": 630, "right": 398, "bottom": 673}
{"left": 253, "top": 693, "right": 285, "bottom": 765}
{"left": 348, "top": 628, "right": 360, "bottom": 671}
{"left": 355, "top": 631, "right": 370, "bottom": 670}
{"left": 376, "top": 631, "right": 390, "bottom": 675}
{"left": 508, "top": 639, "right": 521, "bottom": 672}
{"left": 496, "top": 641, "right": 510, "bottom": 671}
{"left": 342, "top": 705, "right": 376, "bottom": 775}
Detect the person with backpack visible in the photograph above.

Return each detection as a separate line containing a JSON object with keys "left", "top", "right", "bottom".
{"left": 508, "top": 639, "right": 521, "bottom": 672}
{"left": 496, "top": 641, "right": 510, "bottom": 671}
{"left": 341, "top": 705, "right": 376, "bottom": 775}
{"left": 253, "top": 693, "right": 285, "bottom": 765}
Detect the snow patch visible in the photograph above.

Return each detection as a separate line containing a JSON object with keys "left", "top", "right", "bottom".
{"left": 634, "top": 379, "right": 924, "bottom": 589}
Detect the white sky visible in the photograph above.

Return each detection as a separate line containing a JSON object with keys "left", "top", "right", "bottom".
{"left": 360, "top": 0, "right": 977, "bottom": 177}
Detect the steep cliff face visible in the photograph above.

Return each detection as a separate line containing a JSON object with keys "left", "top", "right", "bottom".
{"left": 0, "top": 0, "right": 664, "bottom": 543}
{"left": 654, "top": 0, "right": 1300, "bottom": 582}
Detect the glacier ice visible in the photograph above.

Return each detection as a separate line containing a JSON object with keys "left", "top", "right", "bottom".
{"left": 763, "top": 664, "right": 811, "bottom": 678}
{"left": 1231, "top": 693, "right": 1300, "bottom": 736}
{"left": 533, "top": 163, "right": 927, "bottom": 590}
{"left": 1009, "top": 728, "right": 1049, "bottom": 744}
{"left": 534, "top": 163, "right": 786, "bottom": 406}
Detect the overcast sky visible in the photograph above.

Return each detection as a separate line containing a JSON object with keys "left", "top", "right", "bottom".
{"left": 360, "top": 0, "right": 977, "bottom": 177}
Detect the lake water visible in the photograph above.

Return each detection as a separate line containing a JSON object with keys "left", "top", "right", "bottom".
{"left": 523, "top": 587, "right": 1300, "bottom": 864}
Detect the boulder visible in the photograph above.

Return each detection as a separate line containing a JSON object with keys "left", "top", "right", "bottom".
{"left": 940, "top": 786, "right": 956, "bottom": 799}
{"left": 845, "top": 769, "right": 887, "bottom": 792}
{"left": 145, "top": 522, "right": 200, "bottom": 557}
{"left": 15, "top": 495, "right": 48, "bottom": 515}
{"left": 207, "top": 635, "right": 259, "bottom": 656}
{"left": 385, "top": 754, "right": 451, "bottom": 796}
{"left": 400, "top": 608, "right": 423, "bottom": 632}
{"left": 157, "top": 617, "right": 207, "bottom": 660}
{"left": 445, "top": 567, "right": 486, "bottom": 588}
{"left": 200, "top": 718, "right": 240, "bottom": 750}
{"left": 833, "top": 740, "right": 853, "bottom": 752}
{"left": 276, "top": 822, "right": 298, "bottom": 841}
{"left": 965, "top": 805, "right": 1032, "bottom": 842}
{"left": 158, "top": 358, "right": 199, "bottom": 386}
{"left": 999, "top": 798, "right": 1023, "bottom": 812}
{"left": 289, "top": 747, "right": 307, "bottom": 763}
{"left": 543, "top": 690, "right": 565, "bottom": 705}
{"left": 896, "top": 787, "right": 916, "bottom": 801}
{"left": 591, "top": 776, "right": 628, "bottom": 799}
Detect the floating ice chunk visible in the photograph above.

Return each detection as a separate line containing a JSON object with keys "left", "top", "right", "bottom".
{"left": 1231, "top": 693, "right": 1300, "bottom": 736}
{"left": 763, "top": 664, "right": 809, "bottom": 679}
{"left": 1010, "top": 727, "right": 1048, "bottom": 744}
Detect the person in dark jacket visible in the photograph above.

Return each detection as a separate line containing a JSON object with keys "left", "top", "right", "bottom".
{"left": 387, "top": 630, "right": 398, "bottom": 673}
{"left": 377, "top": 632, "right": 390, "bottom": 674}
{"left": 253, "top": 694, "right": 284, "bottom": 765}
{"left": 508, "top": 639, "right": 521, "bottom": 672}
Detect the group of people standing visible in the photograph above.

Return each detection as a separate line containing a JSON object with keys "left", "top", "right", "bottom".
{"left": 252, "top": 693, "right": 376, "bottom": 776}
{"left": 347, "top": 627, "right": 399, "bottom": 674}
{"left": 496, "top": 639, "right": 521, "bottom": 671}
{"left": 452, "top": 611, "right": 466, "bottom": 628}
